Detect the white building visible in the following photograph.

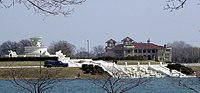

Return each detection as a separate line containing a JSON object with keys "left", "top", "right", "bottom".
{"left": 24, "top": 37, "right": 50, "bottom": 57}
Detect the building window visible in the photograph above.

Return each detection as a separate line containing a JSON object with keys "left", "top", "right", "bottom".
{"left": 128, "top": 42, "right": 132, "bottom": 45}
{"left": 139, "top": 49, "right": 142, "bottom": 53}
{"left": 147, "top": 49, "right": 151, "bottom": 53}
{"left": 125, "top": 42, "right": 128, "bottom": 45}
{"left": 134, "top": 49, "right": 137, "bottom": 53}
{"left": 143, "top": 49, "right": 146, "bottom": 53}
{"left": 152, "top": 49, "right": 156, "bottom": 53}
{"left": 123, "top": 41, "right": 132, "bottom": 46}
{"left": 127, "top": 50, "right": 132, "bottom": 53}
{"left": 165, "top": 54, "right": 170, "bottom": 56}
{"left": 166, "top": 49, "right": 171, "bottom": 52}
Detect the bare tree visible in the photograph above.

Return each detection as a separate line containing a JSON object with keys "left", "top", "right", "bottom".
{"left": 0, "top": 40, "right": 18, "bottom": 55}
{"left": 91, "top": 76, "right": 148, "bottom": 93}
{"left": 17, "top": 39, "right": 32, "bottom": 54}
{"left": 164, "top": 0, "right": 188, "bottom": 11}
{"left": 0, "top": 0, "right": 86, "bottom": 16}
{"left": 48, "top": 40, "right": 76, "bottom": 57}
{"left": 0, "top": 39, "right": 32, "bottom": 55}
{"left": 92, "top": 45, "right": 105, "bottom": 57}
{"left": 6, "top": 68, "right": 63, "bottom": 93}
{"left": 167, "top": 41, "right": 200, "bottom": 63}
{"left": 76, "top": 47, "right": 89, "bottom": 58}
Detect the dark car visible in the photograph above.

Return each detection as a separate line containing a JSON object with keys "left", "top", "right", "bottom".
{"left": 44, "top": 60, "right": 68, "bottom": 68}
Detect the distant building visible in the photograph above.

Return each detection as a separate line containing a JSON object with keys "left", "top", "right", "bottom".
{"left": 105, "top": 37, "right": 172, "bottom": 62}
{"left": 24, "top": 36, "right": 50, "bottom": 56}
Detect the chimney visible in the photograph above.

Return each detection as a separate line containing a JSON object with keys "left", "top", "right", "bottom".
{"left": 147, "top": 38, "right": 150, "bottom": 43}
{"left": 164, "top": 44, "right": 166, "bottom": 48}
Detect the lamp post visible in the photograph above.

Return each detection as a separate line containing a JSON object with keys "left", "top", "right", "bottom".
{"left": 40, "top": 50, "right": 41, "bottom": 75}
{"left": 197, "top": 30, "right": 200, "bottom": 63}
{"left": 87, "top": 40, "right": 89, "bottom": 58}
{"left": 198, "top": 47, "right": 200, "bottom": 63}
{"left": 77, "top": 50, "right": 79, "bottom": 59}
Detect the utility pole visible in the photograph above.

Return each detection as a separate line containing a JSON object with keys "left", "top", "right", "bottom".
{"left": 77, "top": 50, "right": 79, "bottom": 59}
{"left": 198, "top": 48, "right": 199, "bottom": 63}
{"left": 40, "top": 50, "right": 42, "bottom": 75}
{"left": 198, "top": 45, "right": 200, "bottom": 63}
{"left": 87, "top": 40, "right": 89, "bottom": 58}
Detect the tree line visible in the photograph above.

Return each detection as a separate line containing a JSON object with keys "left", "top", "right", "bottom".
{"left": 0, "top": 39, "right": 105, "bottom": 58}
{"left": 167, "top": 41, "right": 200, "bottom": 63}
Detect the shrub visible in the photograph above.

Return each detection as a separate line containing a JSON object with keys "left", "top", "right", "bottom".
{"left": 93, "top": 56, "right": 117, "bottom": 61}
{"left": 88, "top": 64, "right": 97, "bottom": 75}
{"left": 95, "top": 65, "right": 104, "bottom": 74}
{"left": 167, "top": 64, "right": 194, "bottom": 75}
{"left": 81, "top": 64, "right": 90, "bottom": 73}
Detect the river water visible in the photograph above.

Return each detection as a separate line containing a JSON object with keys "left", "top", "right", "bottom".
{"left": 0, "top": 77, "right": 200, "bottom": 93}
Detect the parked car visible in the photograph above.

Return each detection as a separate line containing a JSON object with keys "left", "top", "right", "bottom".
{"left": 44, "top": 60, "right": 68, "bottom": 68}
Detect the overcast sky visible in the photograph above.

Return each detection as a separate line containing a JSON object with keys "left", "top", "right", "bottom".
{"left": 0, "top": 0, "right": 200, "bottom": 50}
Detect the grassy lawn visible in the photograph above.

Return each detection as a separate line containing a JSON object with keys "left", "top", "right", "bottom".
{"left": 0, "top": 60, "right": 163, "bottom": 79}
{"left": 186, "top": 66, "right": 200, "bottom": 77}
{"left": 0, "top": 61, "right": 44, "bottom": 66}
{"left": 0, "top": 67, "right": 106, "bottom": 79}
{"left": 1, "top": 61, "right": 198, "bottom": 79}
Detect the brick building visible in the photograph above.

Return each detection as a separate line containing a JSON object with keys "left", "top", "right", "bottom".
{"left": 105, "top": 37, "right": 172, "bottom": 62}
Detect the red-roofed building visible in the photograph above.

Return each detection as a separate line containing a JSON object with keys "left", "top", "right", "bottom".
{"left": 105, "top": 37, "right": 172, "bottom": 62}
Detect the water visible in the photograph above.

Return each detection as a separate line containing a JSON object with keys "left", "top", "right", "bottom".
{"left": 0, "top": 77, "right": 200, "bottom": 93}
